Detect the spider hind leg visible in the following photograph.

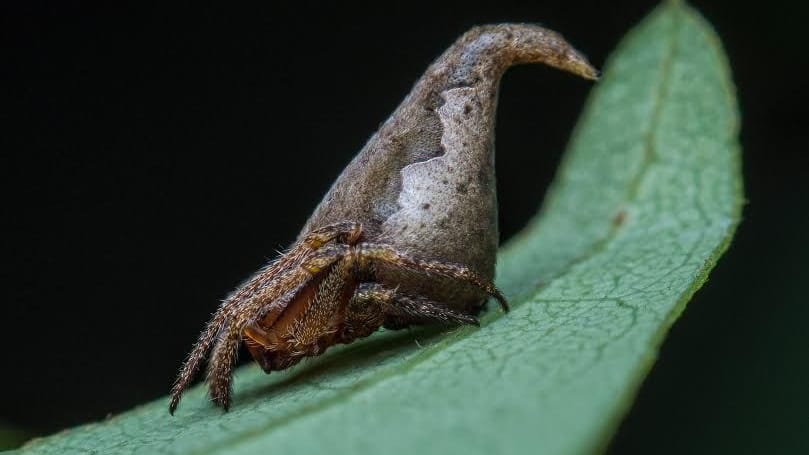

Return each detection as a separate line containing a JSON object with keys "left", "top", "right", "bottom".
{"left": 343, "top": 283, "right": 479, "bottom": 338}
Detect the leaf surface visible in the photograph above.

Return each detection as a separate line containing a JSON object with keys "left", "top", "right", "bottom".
{"left": 17, "top": 2, "right": 741, "bottom": 454}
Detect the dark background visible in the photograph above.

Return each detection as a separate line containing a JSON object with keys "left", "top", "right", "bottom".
{"left": 2, "top": 1, "right": 807, "bottom": 453}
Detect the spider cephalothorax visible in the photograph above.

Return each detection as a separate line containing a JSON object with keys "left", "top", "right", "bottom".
{"left": 169, "top": 23, "right": 596, "bottom": 413}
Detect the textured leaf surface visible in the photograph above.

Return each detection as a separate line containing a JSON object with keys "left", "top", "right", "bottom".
{"left": 17, "top": 2, "right": 741, "bottom": 454}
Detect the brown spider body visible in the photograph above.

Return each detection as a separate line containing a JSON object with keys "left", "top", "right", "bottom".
{"left": 169, "top": 24, "right": 596, "bottom": 414}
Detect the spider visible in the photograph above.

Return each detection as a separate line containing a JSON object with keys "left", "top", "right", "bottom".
{"left": 169, "top": 221, "right": 507, "bottom": 413}
{"left": 169, "top": 22, "right": 595, "bottom": 414}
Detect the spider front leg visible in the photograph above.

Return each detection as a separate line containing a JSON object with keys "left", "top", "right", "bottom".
{"left": 169, "top": 223, "right": 360, "bottom": 413}
{"left": 240, "top": 246, "right": 360, "bottom": 376}
{"left": 204, "top": 280, "right": 312, "bottom": 410}
{"left": 203, "top": 245, "right": 351, "bottom": 409}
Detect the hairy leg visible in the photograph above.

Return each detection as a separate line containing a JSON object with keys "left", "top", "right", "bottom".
{"left": 355, "top": 243, "right": 509, "bottom": 311}
{"left": 203, "top": 271, "right": 331, "bottom": 408}
{"left": 340, "top": 283, "right": 388, "bottom": 340}
{"left": 170, "top": 254, "right": 302, "bottom": 413}
{"left": 349, "top": 283, "right": 479, "bottom": 331}
{"left": 169, "top": 308, "right": 227, "bottom": 414}
{"left": 170, "top": 222, "right": 361, "bottom": 413}
{"left": 286, "top": 257, "right": 355, "bottom": 352}
{"left": 302, "top": 221, "right": 362, "bottom": 248}
{"left": 201, "top": 237, "right": 356, "bottom": 409}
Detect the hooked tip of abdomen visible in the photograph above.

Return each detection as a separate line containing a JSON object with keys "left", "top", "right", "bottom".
{"left": 453, "top": 23, "right": 599, "bottom": 82}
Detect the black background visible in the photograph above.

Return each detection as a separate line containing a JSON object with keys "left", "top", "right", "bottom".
{"left": 3, "top": 1, "right": 807, "bottom": 453}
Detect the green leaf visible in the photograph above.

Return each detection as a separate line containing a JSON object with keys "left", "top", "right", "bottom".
{"left": 17, "top": 2, "right": 741, "bottom": 454}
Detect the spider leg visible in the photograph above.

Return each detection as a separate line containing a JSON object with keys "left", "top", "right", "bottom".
{"left": 302, "top": 221, "right": 362, "bottom": 248}
{"left": 169, "top": 309, "right": 227, "bottom": 414}
{"left": 169, "top": 222, "right": 361, "bottom": 413}
{"left": 339, "top": 283, "right": 388, "bottom": 340}
{"left": 287, "top": 257, "right": 355, "bottom": 351}
{"left": 356, "top": 243, "right": 509, "bottom": 312}
{"left": 204, "top": 280, "right": 309, "bottom": 410}
{"left": 170, "top": 256, "right": 298, "bottom": 414}
{"left": 204, "top": 323, "right": 240, "bottom": 410}
{"left": 350, "top": 283, "right": 479, "bottom": 330}
{"left": 203, "top": 243, "right": 351, "bottom": 409}
{"left": 299, "top": 244, "right": 351, "bottom": 274}
{"left": 244, "top": 253, "right": 359, "bottom": 372}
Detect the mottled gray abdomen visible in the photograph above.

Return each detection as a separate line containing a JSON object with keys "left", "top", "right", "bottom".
{"left": 299, "top": 24, "right": 597, "bottom": 311}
